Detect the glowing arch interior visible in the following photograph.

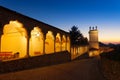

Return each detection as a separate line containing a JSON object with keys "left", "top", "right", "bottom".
{"left": 1, "top": 20, "right": 27, "bottom": 58}
{"left": 67, "top": 37, "right": 70, "bottom": 52}
{"left": 62, "top": 35, "right": 66, "bottom": 51}
{"left": 29, "top": 27, "right": 43, "bottom": 56}
{"left": 45, "top": 31, "right": 54, "bottom": 54}
{"left": 55, "top": 33, "right": 61, "bottom": 52}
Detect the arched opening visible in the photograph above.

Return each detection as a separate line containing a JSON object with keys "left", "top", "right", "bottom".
{"left": 62, "top": 35, "right": 66, "bottom": 51}
{"left": 1, "top": 20, "right": 27, "bottom": 58}
{"left": 55, "top": 33, "right": 61, "bottom": 52}
{"left": 67, "top": 36, "right": 70, "bottom": 52}
{"left": 29, "top": 27, "right": 43, "bottom": 56}
{"left": 45, "top": 31, "right": 54, "bottom": 54}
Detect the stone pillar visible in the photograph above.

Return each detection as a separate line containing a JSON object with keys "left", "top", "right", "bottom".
{"left": 69, "top": 37, "right": 71, "bottom": 53}
{"left": 0, "top": 24, "right": 3, "bottom": 52}
{"left": 60, "top": 35, "right": 62, "bottom": 51}
{"left": 54, "top": 38, "right": 55, "bottom": 53}
{"left": 65, "top": 36, "right": 67, "bottom": 51}
{"left": 0, "top": 34, "right": 2, "bottom": 52}
{"left": 43, "top": 33, "right": 46, "bottom": 54}
{"left": 53, "top": 34, "right": 56, "bottom": 53}
{"left": 26, "top": 34, "right": 30, "bottom": 57}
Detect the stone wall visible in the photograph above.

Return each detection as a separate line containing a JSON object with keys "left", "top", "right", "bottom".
{"left": 71, "top": 46, "right": 89, "bottom": 59}
{"left": 0, "top": 51, "right": 71, "bottom": 74}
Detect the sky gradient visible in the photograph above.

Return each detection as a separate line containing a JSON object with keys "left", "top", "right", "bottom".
{"left": 0, "top": 0, "right": 120, "bottom": 44}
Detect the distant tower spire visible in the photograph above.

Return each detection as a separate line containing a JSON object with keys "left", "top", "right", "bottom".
{"left": 89, "top": 26, "right": 91, "bottom": 30}
{"left": 95, "top": 26, "right": 97, "bottom": 30}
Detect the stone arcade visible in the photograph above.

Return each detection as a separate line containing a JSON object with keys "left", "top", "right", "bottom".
{"left": 0, "top": 6, "right": 70, "bottom": 60}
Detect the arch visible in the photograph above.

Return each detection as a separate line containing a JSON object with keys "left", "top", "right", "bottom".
{"left": 55, "top": 33, "right": 61, "bottom": 52}
{"left": 1, "top": 20, "right": 27, "bottom": 58}
{"left": 67, "top": 36, "right": 70, "bottom": 52}
{"left": 61, "top": 35, "right": 66, "bottom": 51}
{"left": 29, "top": 27, "right": 43, "bottom": 56}
{"left": 45, "top": 31, "right": 54, "bottom": 54}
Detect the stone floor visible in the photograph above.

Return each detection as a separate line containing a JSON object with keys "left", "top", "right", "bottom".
{"left": 0, "top": 58, "right": 105, "bottom": 80}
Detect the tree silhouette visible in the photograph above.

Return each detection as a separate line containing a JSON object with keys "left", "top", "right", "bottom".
{"left": 69, "top": 26, "right": 88, "bottom": 47}
{"left": 69, "top": 26, "right": 89, "bottom": 54}
{"left": 69, "top": 26, "right": 83, "bottom": 46}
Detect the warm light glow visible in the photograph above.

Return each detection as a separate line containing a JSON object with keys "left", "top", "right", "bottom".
{"left": 98, "top": 28, "right": 120, "bottom": 44}
{"left": 89, "top": 50, "right": 99, "bottom": 57}
{"left": 71, "top": 46, "right": 88, "bottom": 59}
{"left": 62, "top": 35, "right": 66, "bottom": 51}
{"left": 29, "top": 27, "right": 43, "bottom": 56}
{"left": 36, "top": 33, "right": 40, "bottom": 37}
{"left": 100, "top": 38, "right": 120, "bottom": 44}
{"left": 1, "top": 20, "right": 27, "bottom": 58}
{"left": 55, "top": 33, "right": 61, "bottom": 52}
{"left": 45, "top": 31, "right": 54, "bottom": 54}
{"left": 67, "top": 36, "right": 70, "bottom": 52}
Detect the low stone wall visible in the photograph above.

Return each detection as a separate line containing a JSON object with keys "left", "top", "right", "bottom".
{"left": 0, "top": 51, "right": 71, "bottom": 74}
{"left": 71, "top": 46, "right": 89, "bottom": 59}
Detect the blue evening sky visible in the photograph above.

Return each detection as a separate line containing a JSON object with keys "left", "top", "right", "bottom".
{"left": 0, "top": 0, "right": 120, "bottom": 43}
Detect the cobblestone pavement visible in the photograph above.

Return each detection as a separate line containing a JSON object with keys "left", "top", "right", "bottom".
{"left": 0, "top": 58, "right": 105, "bottom": 80}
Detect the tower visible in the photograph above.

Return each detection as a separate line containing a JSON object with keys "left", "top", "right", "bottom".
{"left": 89, "top": 26, "right": 99, "bottom": 56}
{"left": 89, "top": 26, "right": 99, "bottom": 49}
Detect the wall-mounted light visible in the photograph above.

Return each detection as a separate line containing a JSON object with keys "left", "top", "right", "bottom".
{"left": 36, "top": 32, "right": 40, "bottom": 37}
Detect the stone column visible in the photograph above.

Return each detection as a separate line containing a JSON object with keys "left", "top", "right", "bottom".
{"left": 26, "top": 34, "right": 30, "bottom": 57}
{"left": 54, "top": 36, "right": 56, "bottom": 53}
{"left": 65, "top": 36, "right": 67, "bottom": 51}
{"left": 43, "top": 33, "right": 46, "bottom": 54}
{"left": 53, "top": 34, "right": 56, "bottom": 53}
{"left": 0, "top": 34, "right": 2, "bottom": 52}
{"left": 60, "top": 35, "right": 62, "bottom": 51}
{"left": 69, "top": 37, "right": 71, "bottom": 53}
{"left": 0, "top": 24, "right": 3, "bottom": 52}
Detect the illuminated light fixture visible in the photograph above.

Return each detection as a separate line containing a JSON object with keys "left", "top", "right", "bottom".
{"left": 36, "top": 32, "right": 40, "bottom": 37}
{"left": 31, "top": 32, "right": 40, "bottom": 37}
{"left": 34, "top": 32, "right": 40, "bottom": 37}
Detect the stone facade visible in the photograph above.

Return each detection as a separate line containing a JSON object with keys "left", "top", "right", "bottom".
{"left": 0, "top": 6, "right": 70, "bottom": 61}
